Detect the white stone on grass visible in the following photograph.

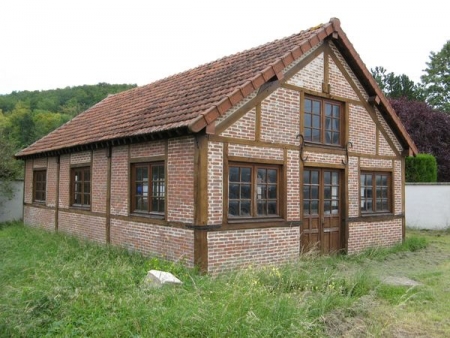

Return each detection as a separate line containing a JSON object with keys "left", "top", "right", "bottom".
{"left": 144, "top": 270, "right": 183, "bottom": 288}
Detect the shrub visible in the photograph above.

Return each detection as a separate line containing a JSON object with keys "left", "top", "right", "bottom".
{"left": 406, "top": 153, "right": 437, "bottom": 182}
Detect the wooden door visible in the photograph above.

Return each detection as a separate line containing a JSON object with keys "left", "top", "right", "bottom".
{"left": 302, "top": 169, "right": 342, "bottom": 253}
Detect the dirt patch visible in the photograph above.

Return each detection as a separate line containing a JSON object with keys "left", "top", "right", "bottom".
{"left": 382, "top": 276, "right": 422, "bottom": 286}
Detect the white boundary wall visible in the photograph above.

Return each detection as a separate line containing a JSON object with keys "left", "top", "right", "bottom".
{"left": 406, "top": 183, "right": 450, "bottom": 230}
{"left": 0, "top": 180, "right": 24, "bottom": 222}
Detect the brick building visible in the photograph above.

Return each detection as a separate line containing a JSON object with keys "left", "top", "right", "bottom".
{"left": 16, "top": 18, "right": 417, "bottom": 274}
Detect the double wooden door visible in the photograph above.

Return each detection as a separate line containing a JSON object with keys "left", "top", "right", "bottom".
{"left": 302, "top": 168, "right": 343, "bottom": 253}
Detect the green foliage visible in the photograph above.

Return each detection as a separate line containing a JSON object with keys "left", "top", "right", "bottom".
{"left": 0, "top": 83, "right": 136, "bottom": 150}
{"left": 0, "top": 222, "right": 436, "bottom": 337}
{"left": 371, "top": 66, "right": 424, "bottom": 101}
{"left": 406, "top": 153, "right": 438, "bottom": 182}
{"left": 421, "top": 41, "right": 450, "bottom": 113}
{"left": 0, "top": 135, "right": 22, "bottom": 200}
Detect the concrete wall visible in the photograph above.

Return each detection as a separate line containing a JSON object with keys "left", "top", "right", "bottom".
{"left": 406, "top": 183, "right": 450, "bottom": 230}
{"left": 0, "top": 180, "right": 24, "bottom": 222}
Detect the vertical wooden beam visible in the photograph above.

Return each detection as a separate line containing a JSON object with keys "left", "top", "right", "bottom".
{"left": 222, "top": 142, "right": 229, "bottom": 225}
{"left": 322, "top": 42, "right": 330, "bottom": 94}
{"left": 401, "top": 158, "right": 406, "bottom": 241}
{"left": 194, "top": 134, "right": 209, "bottom": 273}
{"left": 55, "top": 155, "right": 60, "bottom": 231}
{"left": 164, "top": 139, "right": 169, "bottom": 217}
{"left": 105, "top": 146, "right": 112, "bottom": 243}
{"left": 343, "top": 159, "right": 349, "bottom": 252}
{"left": 283, "top": 148, "right": 288, "bottom": 219}
{"left": 255, "top": 103, "right": 262, "bottom": 142}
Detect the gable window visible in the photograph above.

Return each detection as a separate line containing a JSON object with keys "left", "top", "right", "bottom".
{"left": 304, "top": 97, "right": 342, "bottom": 145}
{"left": 131, "top": 162, "right": 165, "bottom": 215}
{"left": 228, "top": 164, "right": 280, "bottom": 218}
{"left": 33, "top": 170, "right": 46, "bottom": 203}
{"left": 360, "top": 172, "right": 391, "bottom": 214}
{"left": 71, "top": 167, "right": 91, "bottom": 207}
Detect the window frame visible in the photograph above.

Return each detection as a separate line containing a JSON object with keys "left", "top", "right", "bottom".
{"left": 303, "top": 95, "right": 344, "bottom": 146}
{"left": 360, "top": 171, "right": 392, "bottom": 215}
{"left": 227, "top": 162, "right": 282, "bottom": 221}
{"left": 33, "top": 169, "right": 47, "bottom": 203}
{"left": 130, "top": 161, "right": 166, "bottom": 218}
{"left": 70, "top": 166, "right": 91, "bottom": 208}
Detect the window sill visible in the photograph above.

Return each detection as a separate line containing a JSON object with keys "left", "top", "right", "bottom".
{"left": 32, "top": 200, "right": 46, "bottom": 205}
{"left": 130, "top": 212, "right": 165, "bottom": 220}
{"left": 70, "top": 204, "right": 91, "bottom": 210}
{"left": 227, "top": 216, "right": 284, "bottom": 224}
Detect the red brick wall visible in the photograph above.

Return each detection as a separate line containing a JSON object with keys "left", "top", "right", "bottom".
{"left": 208, "top": 141, "right": 223, "bottom": 225}
{"left": 111, "top": 219, "right": 194, "bottom": 266}
{"left": 70, "top": 151, "right": 91, "bottom": 164}
{"left": 58, "top": 210, "right": 105, "bottom": 243}
{"left": 348, "top": 219, "right": 402, "bottom": 254}
{"left": 46, "top": 157, "right": 58, "bottom": 208}
{"left": 24, "top": 205, "right": 55, "bottom": 231}
{"left": 228, "top": 144, "right": 283, "bottom": 161}
{"left": 349, "top": 104, "right": 377, "bottom": 155}
{"left": 130, "top": 140, "right": 165, "bottom": 158}
{"left": 286, "top": 149, "right": 300, "bottom": 221}
{"left": 208, "top": 227, "right": 300, "bottom": 274}
{"left": 92, "top": 149, "right": 108, "bottom": 214}
{"left": 167, "top": 137, "right": 195, "bottom": 223}
{"left": 59, "top": 155, "right": 70, "bottom": 209}
{"left": 110, "top": 146, "right": 129, "bottom": 216}
{"left": 287, "top": 51, "right": 323, "bottom": 91}
{"left": 220, "top": 108, "right": 255, "bottom": 140}
{"left": 24, "top": 160, "right": 33, "bottom": 204}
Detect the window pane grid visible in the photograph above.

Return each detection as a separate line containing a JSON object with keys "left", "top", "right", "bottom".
{"left": 304, "top": 97, "right": 342, "bottom": 145}
{"left": 361, "top": 172, "right": 390, "bottom": 213}
{"left": 33, "top": 170, "right": 46, "bottom": 202}
{"left": 72, "top": 167, "right": 91, "bottom": 207}
{"left": 132, "top": 163, "right": 165, "bottom": 214}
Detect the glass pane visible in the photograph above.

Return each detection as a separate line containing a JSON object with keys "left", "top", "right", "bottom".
{"left": 75, "top": 182, "right": 81, "bottom": 193}
{"left": 332, "top": 172, "right": 338, "bottom": 185}
{"left": 257, "top": 169, "right": 266, "bottom": 183}
{"left": 136, "top": 183, "right": 143, "bottom": 195}
{"left": 257, "top": 185, "right": 266, "bottom": 199}
{"left": 381, "top": 188, "right": 388, "bottom": 198}
{"left": 332, "top": 186, "right": 339, "bottom": 199}
{"left": 311, "top": 200, "right": 319, "bottom": 215}
{"left": 303, "top": 201, "right": 310, "bottom": 215}
{"left": 305, "top": 99, "right": 312, "bottom": 112}
{"left": 360, "top": 188, "right": 365, "bottom": 198}
{"left": 84, "top": 194, "right": 90, "bottom": 206}
{"left": 382, "top": 200, "right": 388, "bottom": 211}
{"left": 382, "top": 175, "right": 388, "bottom": 186}
{"left": 304, "top": 114, "right": 311, "bottom": 127}
{"left": 240, "top": 201, "right": 251, "bottom": 216}
{"left": 143, "top": 183, "right": 148, "bottom": 196}
{"left": 152, "top": 166, "right": 161, "bottom": 181}
{"left": 84, "top": 170, "right": 90, "bottom": 181}
{"left": 324, "top": 172, "right": 331, "bottom": 185}
{"left": 331, "top": 200, "right": 339, "bottom": 214}
{"left": 366, "top": 200, "right": 373, "bottom": 212}
{"left": 313, "top": 115, "right": 320, "bottom": 129}
{"left": 229, "top": 167, "right": 239, "bottom": 182}
{"left": 332, "top": 132, "right": 340, "bottom": 144}
{"left": 303, "top": 170, "right": 310, "bottom": 184}
{"left": 366, "top": 188, "right": 372, "bottom": 198}
{"left": 312, "top": 186, "right": 319, "bottom": 199}
{"left": 334, "top": 119, "right": 340, "bottom": 131}
{"left": 324, "top": 200, "right": 331, "bottom": 214}
{"left": 74, "top": 193, "right": 81, "bottom": 204}
{"left": 325, "top": 131, "right": 332, "bottom": 143}
{"left": 241, "top": 168, "right": 251, "bottom": 182}
{"left": 84, "top": 182, "right": 90, "bottom": 193}
{"left": 229, "top": 201, "right": 239, "bottom": 216}
{"left": 137, "top": 168, "right": 143, "bottom": 181}
{"left": 257, "top": 201, "right": 266, "bottom": 215}
{"left": 360, "top": 175, "right": 366, "bottom": 186}
{"left": 268, "top": 186, "right": 277, "bottom": 199}
{"left": 376, "top": 200, "right": 382, "bottom": 211}
{"left": 324, "top": 186, "right": 331, "bottom": 199}
{"left": 313, "top": 101, "right": 320, "bottom": 114}
{"left": 152, "top": 198, "right": 159, "bottom": 212}
{"left": 333, "top": 105, "right": 340, "bottom": 118}
{"left": 376, "top": 187, "right": 381, "bottom": 198}
{"left": 311, "top": 171, "right": 319, "bottom": 184}
{"left": 325, "top": 116, "right": 332, "bottom": 129}
{"left": 303, "top": 186, "right": 310, "bottom": 199}
{"left": 159, "top": 199, "right": 165, "bottom": 212}
{"left": 229, "top": 184, "right": 239, "bottom": 199}
{"left": 268, "top": 202, "right": 277, "bottom": 215}
{"left": 376, "top": 175, "right": 382, "bottom": 186}
{"left": 304, "top": 128, "right": 312, "bottom": 141}
{"left": 366, "top": 175, "right": 372, "bottom": 185}
{"left": 312, "top": 129, "right": 320, "bottom": 142}
{"left": 241, "top": 184, "right": 251, "bottom": 199}
{"left": 268, "top": 170, "right": 277, "bottom": 183}
{"left": 325, "top": 104, "right": 332, "bottom": 117}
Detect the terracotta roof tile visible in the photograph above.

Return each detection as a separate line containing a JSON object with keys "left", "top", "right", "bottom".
{"left": 16, "top": 18, "right": 417, "bottom": 158}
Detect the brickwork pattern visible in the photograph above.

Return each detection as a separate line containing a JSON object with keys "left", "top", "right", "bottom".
{"left": 348, "top": 156, "right": 360, "bottom": 217}
{"left": 228, "top": 144, "right": 283, "bottom": 161}
{"left": 261, "top": 88, "right": 299, "bottom": 145}
{"left": 378, "top": 130, "right": 397, "bottom": 157}
{"left": 46, "top": 157, "right": 58, "bottom": 207}
{"left": 59, "top": 210, "right": 106, "bottom": 243}
{"left": 329, "top": 42, "right": 368, "bottom": 101}
{"left": 33, "top": 157, "right": 47, "bottom": 168}
{"left": 394, "top": 160, "right": 403, "bottom": 215}
{"left": 220, "top": 108, "right": 255, "bottom": 140}
{"left": 130, "top": 140, "right": 166, "bottom": 158}
{"left": 24, "top": 160, "right": 33, "bottom": 204}
{"left": 208, "top": 227, "right": 300, "bottom": 274}
{"left": 215, "top": 91, "right": 258, "bottom": 126}
{"left": 58, "top": 155, "right": 70, "bottom": 208}
{"left": 167, "top": 137, "right": 195, "bottom": 223}
{"left": 287, "top": 53, "right": 323, "bottom": 92}
{"left": 329, "top": 56, "right": 360, "bottom": 101}
{"left": 110, "top": 146, "right": 129, "bottom": 216}
{"left": 348, "top": 219, "right": 402, "bottom": 254}
{"left": 304, "top": 152, "right": 345, "bottom": 165}
{"left": 287, "top": 150, "right": 300, "bottom": 220}
{"left": 360, "top": 158, "right": 392, "bottom": 169}
{"left": 24, "top": 205, "right": 55, "bottom": 231}
{"left": 70, "top": 151, "right": 91, "bottom": 164}
{"left": 375, "top": 109, "right": 403, "bottom": 154}
{"left": 111, "top": 219, "right": 194, "bottom": 266}
{"left": 208, "top": 142, "right": 223, "bottom": 225}
{"left": 92, "top": 149, "right": 108, "bottom": 214}
{"left": 349, "top": 104, "right": 376, "bottom": 155}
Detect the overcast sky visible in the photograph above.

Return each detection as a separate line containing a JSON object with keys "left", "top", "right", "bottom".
{"left": 1, "top": 0, "right": 449, "bottom": 95}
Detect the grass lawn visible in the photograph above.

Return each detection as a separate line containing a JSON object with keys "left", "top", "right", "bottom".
{"left": 1, "top": 221, "right": 449, "bottom": 337}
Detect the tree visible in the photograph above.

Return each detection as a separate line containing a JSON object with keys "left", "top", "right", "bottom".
{"left": 391, "top": 98, "right": 450, "bottom": 181}
{"left": 371, "top": 66, "right": 423, "bottom": 101}
{"left": 421, "top": 41, "right": 450, "bottom": 113}
{"left": 0, "top": 135, "right": 22, "bottom": 202}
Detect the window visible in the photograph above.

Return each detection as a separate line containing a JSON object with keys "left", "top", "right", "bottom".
{"left": 71, "top": 167, "right": 91, "bottom": 207}
{"left": 304, "top": 97, "right": 342, "bottom": 145}
{"left": 360, "top": 172, "right": 391, "bottom": 213}
{"left": 33, "top": 170, "right": 46, "bottom": 202}
{"left": 228, "top": 164, "right": 280, "bottom": 218}
{"left": 131, "top": 162, "right": 165, "bottom": 215}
